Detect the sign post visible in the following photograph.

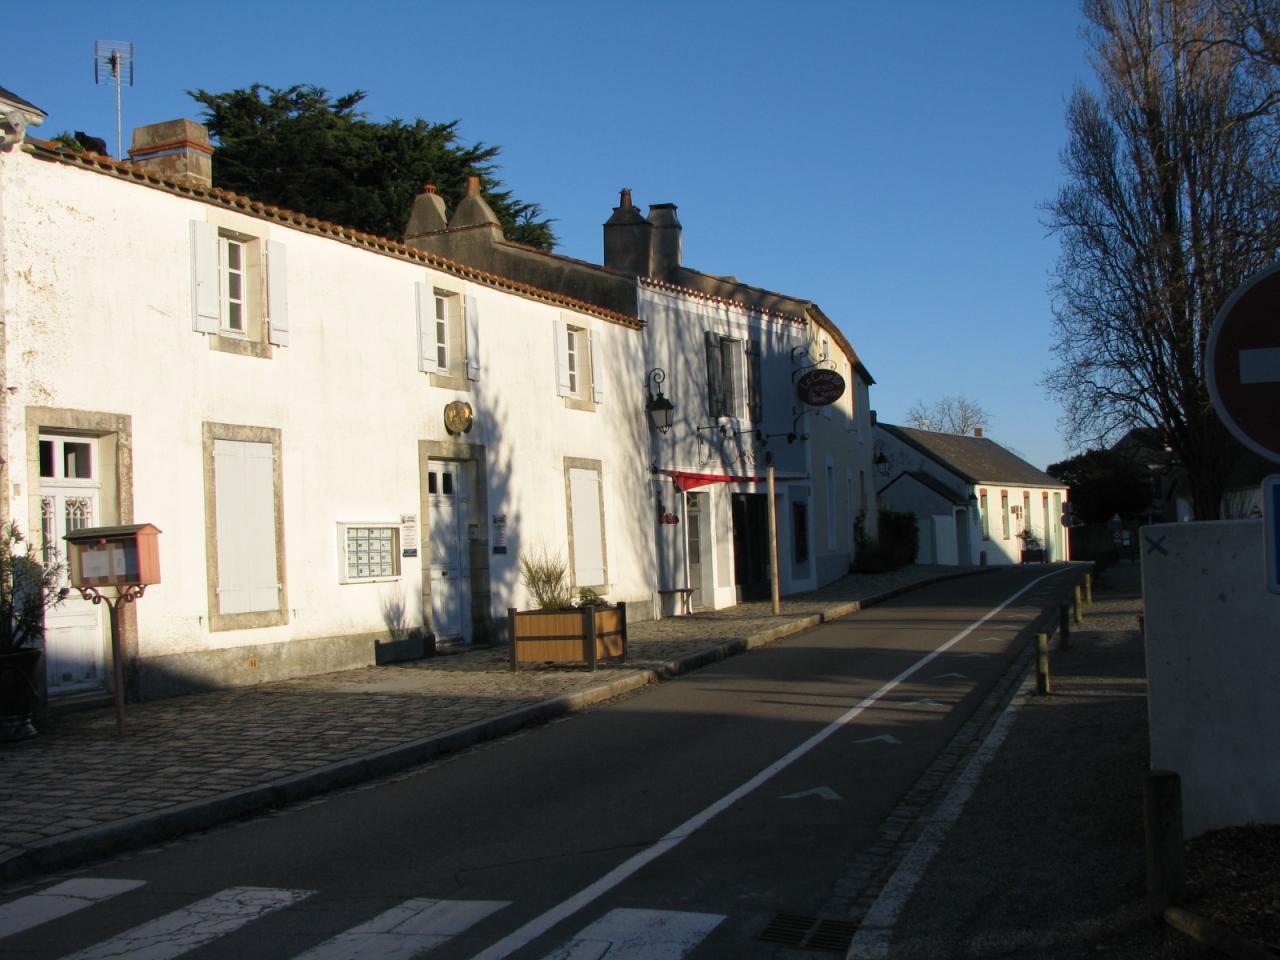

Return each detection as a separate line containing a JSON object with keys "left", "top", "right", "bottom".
{"left": 1208, "top": 264, "right": 1280, "bottom": 593}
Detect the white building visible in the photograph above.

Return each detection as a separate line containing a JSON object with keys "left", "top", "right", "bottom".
{"left": 875, "top": 423, "right": 1070, "bottom": 565}
{"left": 1, "top": 104, "right": 881, "bottom": 705}
{"left": 1, "top": 120, "right": 661, "bottom": 702}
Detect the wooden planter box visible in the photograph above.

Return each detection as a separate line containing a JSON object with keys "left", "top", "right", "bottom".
{"left": 508, "top": 604, "right": 627, "bottom": 671}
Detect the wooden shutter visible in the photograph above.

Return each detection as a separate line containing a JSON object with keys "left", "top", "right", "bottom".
{"left": 589, "top": 329, "right": 604, "bottom": 404}
{"left": 189, "top": 220, "right": 219, "bottom": 333}
{"left": 213, "top": 439, "right": 279, "bottom": 614}
{"left": 705, "top": 331, "right": 724, "bottom": 418}
{"left": 415, "top": 282, "right": 439, "bottom": 373}
{"left": 464, "top": 295, "right": 480, "bottom": 381}
{"left": 569, "top": 467, "right": 606, "bottom": 586}
{"left": 266, "top": 240, "right": 289, "bottom": 346}
{"left": 746, "top": 341, "right": 763, "bottom": 423}
{"left": 554, "top": 319, "right": 573, "bottom": 397}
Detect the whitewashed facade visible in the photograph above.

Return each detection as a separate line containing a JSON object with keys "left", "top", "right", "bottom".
{"left": 0, "top": 138, "right": 655, "bottom": 700}
{"left": 875, "top": 423, "right": 1070, "bottom": 566}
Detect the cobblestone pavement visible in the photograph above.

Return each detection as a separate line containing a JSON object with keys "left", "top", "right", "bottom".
{"left": 0, "top": 563, "right": 991, "bottom": 883}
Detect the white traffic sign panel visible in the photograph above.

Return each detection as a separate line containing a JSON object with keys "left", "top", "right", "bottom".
{"left": 1265, "top": 476, "right": 1280, "bottom": 596}
{"left": 1208, "top": 263, "right": 1280, "bottom": 463}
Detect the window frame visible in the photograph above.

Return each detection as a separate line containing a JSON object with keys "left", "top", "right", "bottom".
{"left": 337, "top": 522, "right": 402, "bottom": 584}
{"left": 190, "top": 219, "right": 288, "bottom": 358}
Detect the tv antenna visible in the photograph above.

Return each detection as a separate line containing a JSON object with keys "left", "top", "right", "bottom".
{"left": 93, "top": 40, "right": 134, "bottom": 159}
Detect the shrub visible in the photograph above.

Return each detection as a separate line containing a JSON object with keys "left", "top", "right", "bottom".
{"left": 852, "top": 509, "right": 918, "bottom": 573}
{"left": 518, "top": 546, "right": 574, "bottom": 610}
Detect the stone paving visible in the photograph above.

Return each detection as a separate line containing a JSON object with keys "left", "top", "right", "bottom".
{"left": 0, "top": 563, "right": 989, "bottom": 882}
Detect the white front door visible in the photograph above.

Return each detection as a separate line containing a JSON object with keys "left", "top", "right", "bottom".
{"left": 428, "top": 461, "right": 470, "bottom": 644}
{"left": 38, "top": 434, "right": 106, "bottom": 694}
{"left": 686, "top": 492, "right": 706, "bottom": 610}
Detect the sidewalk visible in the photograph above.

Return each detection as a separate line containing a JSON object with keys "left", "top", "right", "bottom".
{"left": 0, "top": 563, "right": 989, "bottom": 885}
{"left": 852, "top": 561, "right": 1239, "bottom": 959}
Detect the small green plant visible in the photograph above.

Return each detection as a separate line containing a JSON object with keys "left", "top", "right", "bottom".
{"left": 575, "top": 587, "right": 608, "bottom": 608}
{"left": 518, "top": 546, "right": 574, "bottom": 610}
{"left": 0, "top": 522, "right": 69, "bottom": 654}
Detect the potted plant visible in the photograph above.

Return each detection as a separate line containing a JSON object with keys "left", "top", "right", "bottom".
{"left": 1019, "top": 528, "right": 1046, "bottom": 564}
{"left": 508, "top": 548, "right": 626, "bottom": 670}
{"left": 0, "top": 521, "right": 69, "bottom": 741}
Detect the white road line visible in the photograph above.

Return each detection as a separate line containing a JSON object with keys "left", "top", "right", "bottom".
{"left": 292, "top": 898, "right": 509, "bottom": 960}
{"left": 846, "top": 669, "right": 1035, "bottom": 959}
{"left": 469, "top": 569, "right": 1070, "bottom": 960}
{"left": 1241, "top": 346, "right": 1280, "bottom": 384}
{"left": 0, "top": 879, "right": 146, "bottom": 940}
{"left": 59, "top": 886, "right": 312, "bottom": 960}
{"left": 540, "top": 908, "right": 725, "bottom": 960}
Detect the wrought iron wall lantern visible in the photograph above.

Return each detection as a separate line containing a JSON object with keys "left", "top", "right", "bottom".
{"left": 645, "top": 368, "right": 675, "bottom": 434}
{"left": 873, "top": 439, "right": 891, "bottom": 477}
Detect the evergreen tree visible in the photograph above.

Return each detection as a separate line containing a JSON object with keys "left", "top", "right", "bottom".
{"left": 189, "top": 84, "right": 556, "bottom": 249}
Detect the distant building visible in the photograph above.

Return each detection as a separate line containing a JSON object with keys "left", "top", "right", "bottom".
{"left": 875, "top": 424, "right": 1070, "bottom": 565}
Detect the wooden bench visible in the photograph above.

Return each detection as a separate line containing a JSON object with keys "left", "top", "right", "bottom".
{"left": 658, "top": 587, "right": 694, "bottom": 615}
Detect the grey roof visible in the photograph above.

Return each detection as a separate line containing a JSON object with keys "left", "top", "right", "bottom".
{"left": 879, "top": 423, "right": 1067, "bottom": 488}
{"left": 0, "top": 85, "right": 46, "bottom": 119}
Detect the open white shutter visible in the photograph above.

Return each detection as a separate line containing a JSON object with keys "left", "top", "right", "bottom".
{"left": 589, "top": 329, "right": 604, "bottom": 404}
{"left": 415, "top": 282, "right": 439, "bottom": 373}
{"left": 464, "top": 295, "right": 480, "bottom": 381}
{"left": 266, "top": 240, "right": 289, "bottom": 346}
{"left": 190, "top": 220, "right": 219, "bottom": 333}
{"left": 554, "top": 318, "right": 573, "bottom": 397}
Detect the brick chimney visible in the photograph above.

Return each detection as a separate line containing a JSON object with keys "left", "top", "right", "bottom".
{"left": 448, "top": 176, "right": 503, "bottom": 240}
{"left": 647, "top": 203, "right": 682, "bottom": 279}
{"left": 128, "top": 119, "right": 212, "bottom": 186}
{"left": 974, "top": 427, "right": 984, "bottom": 438}
{"left": 603, "top": 187, "right": 651, "bottom": 275}
{"left": 405, "top": 183, "right": 449, "bottom": 241}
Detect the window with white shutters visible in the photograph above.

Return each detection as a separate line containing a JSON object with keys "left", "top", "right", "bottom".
{"left": 416, "top": 284, "right": 477, "bottom": 387}
{"left": 190, "top": 220, "right": 288, "bottom": 356}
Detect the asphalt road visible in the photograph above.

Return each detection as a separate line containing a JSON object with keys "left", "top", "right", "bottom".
{"left": 1, "top": 565, "right": 1079, "bottom": 960}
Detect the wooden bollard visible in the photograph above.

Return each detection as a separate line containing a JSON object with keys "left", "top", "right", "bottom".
{"left": 1035, "top": 633, "right": 1051, "bottom": 694}
{"left": 1059, "top": 603, "right": 1071, "bottom": 651}
{"left": 1145, "top": 770, "right": 1185, "bottom": 918}
{"left": 1073, "top": 584, "right": 1084, "bottom": 625}
{"left": 1084, "top": 572, "right": 1093, "bottom": 605}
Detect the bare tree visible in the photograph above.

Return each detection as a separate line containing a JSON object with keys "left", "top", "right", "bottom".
{"left": 904, "top": 396, "right": 991, "bottom": 435}
{"left": 1044, "top": 0, "right": 1280, "bottom": 519}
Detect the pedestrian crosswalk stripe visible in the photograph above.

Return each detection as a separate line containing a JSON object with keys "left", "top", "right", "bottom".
{"left": 292, "top": 898, "right": 509, "bottom": 959}
{"left": 540, "top": 908, "right": 724, "bottom": 959}
{"left": 59, "top": 885, "right": 313, "bottom": 960}
{"left": 0, "top": 878, "right": 146, "bottom": 940}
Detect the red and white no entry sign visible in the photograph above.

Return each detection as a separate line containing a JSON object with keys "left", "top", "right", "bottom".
{"left": 1208, "top": 262, "right": 1280, "bottom": 463}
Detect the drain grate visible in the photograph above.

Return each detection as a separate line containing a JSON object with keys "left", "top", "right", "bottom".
{"left": 759, "top": 912, "right": 857, "bottom": 953}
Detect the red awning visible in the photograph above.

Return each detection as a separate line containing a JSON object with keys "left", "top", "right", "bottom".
{"left": 657, "top": 469, "right": 806, "bottom": 492}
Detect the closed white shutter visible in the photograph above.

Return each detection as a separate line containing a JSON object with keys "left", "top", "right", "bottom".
{"left": 589, "top": 329, "right": 604, "bottom": 403}
{"left": 190, "top": 220, "right": 219, "bottom": 333}
{"left": 554, "top": 319, "right": 573, "bottom": 397}
{"left": 213, "top": 439, "right": 279, "bottom": 615}
{"left": 464, "top": 295, "right": 480, "bottom": 381}
{"left": 266, "top": 240, "right": 289, "bottom": 346}
{"left": 415, "top": 282, "right": 440, "bottom": 373}
{"left": 569, "top": 467, "right": 606, "bottom": 587}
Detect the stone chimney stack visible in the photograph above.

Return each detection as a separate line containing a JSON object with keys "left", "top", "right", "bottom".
{"left": 128, "top": 119, "right": 213, "bottom": 186}
{"left": 447, "top": 175, "right": 504, "bottom": 240}
{"left": 603, "top": 188, "right": 651, "bottom": 275}
{"left": 647, "top": 203, "right": 682, "bottom": 279}
{"left": 405, "top": 184, "right": 449, "bottom": 241}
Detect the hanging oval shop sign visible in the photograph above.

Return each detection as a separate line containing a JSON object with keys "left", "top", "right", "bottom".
{"left": 795, "top": 368, "right": 847, "bottom": 407}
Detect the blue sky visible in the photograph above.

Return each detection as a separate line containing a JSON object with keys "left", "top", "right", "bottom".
{"left": 8, "top": 0, "right": 1093, "bottom": 470}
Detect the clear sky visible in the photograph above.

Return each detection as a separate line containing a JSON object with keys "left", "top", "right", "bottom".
{"left": 7, "top": 0, "right": 1094, "bottom": 471}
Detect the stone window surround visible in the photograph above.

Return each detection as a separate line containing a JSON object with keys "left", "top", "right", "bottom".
{"left": 202, "top": 421, "right": 288, "bottom": 632}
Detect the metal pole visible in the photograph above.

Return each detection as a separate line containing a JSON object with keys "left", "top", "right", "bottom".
{"left": 112, "top": 51, "right": 123, "bottom": 161}
{"left": 1145, "top": 770, "right": 1185, "bottom": 917}
{"left": 108, "top": 598, "right": 126, "bottom": 736}
{"left": 767, "top": 464, "right": 781, "bottom": 615}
